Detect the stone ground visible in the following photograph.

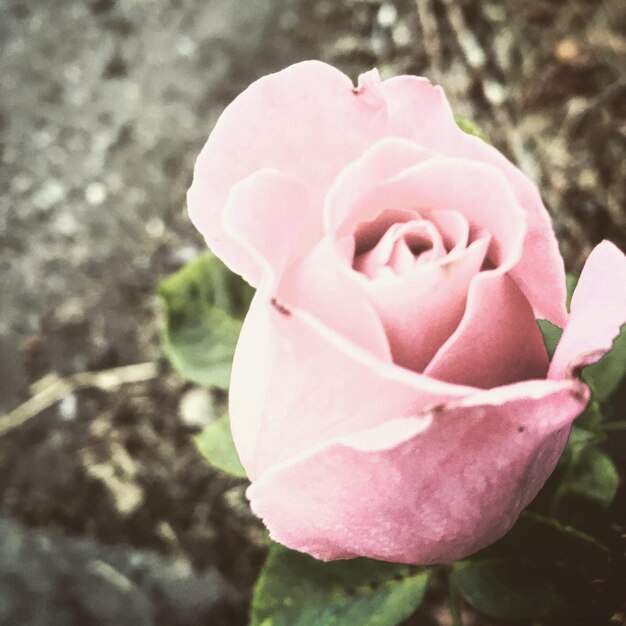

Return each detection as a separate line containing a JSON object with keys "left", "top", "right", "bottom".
{"left": 0, "top": 0, "right": 624, "bottom": 624}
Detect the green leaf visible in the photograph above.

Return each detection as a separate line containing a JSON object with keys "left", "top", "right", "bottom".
{"left": 580, "top": 323, "right": 626, "bottom": 406}
{"left": 453, "top": 513, "right": 611, "bottom": 621}
{"left": 562, "top": 444, "right": 619, "bottom": 507}
{"left": 548, "top": 425, "right": 619, "bottom": 514}
{"left": 450, "top": 560, "right": 560, "bottom": 621}
{"left": 478, "top": 512, "right": 609, "bottom": 578}
{"left": 538, "top": 319, "right": 563, "bottom": 360}
{"left": 532, "top": 424, "right": 616, "bottom": 519}
{"left": 566, "top": 273, "right": 578, "bottom": 312}
{"left": 567, "top": 425, "right": 596, "bottom": 447}
{"left": 250, "top": 545, "right": 429, "bottom": 626}
{"left": 573, "top": 401, "right": 605, "bottom": 441}
{"left": 194, "top": 413, "right": 246, "bottom": 478}
{"left": 536, "top": 273, "right": 576, "bottom": 359}
{"left": 158, "top": 252, "right": 253, "bottom": 389}
{"left": 455, "top": 116, "right": 488, "bottom": 142}
{"left": 448, "top": 577, "right": 463, "bottom": 626}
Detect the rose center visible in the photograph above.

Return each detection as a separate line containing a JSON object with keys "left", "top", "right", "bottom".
{"left": 352, "top": 209, "right": 454, "bottom": 279}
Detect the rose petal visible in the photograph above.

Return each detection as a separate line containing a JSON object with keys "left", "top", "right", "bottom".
{"left": 190, "top": 62, "right": 566, "bottom": 324}
{"left": 277, "top": 238, "right": 393, "bottom": 360}
{"left": 335, "top": 156, "right": 530, "bottom": 373}
{"left": 221, "top": 170, "right": 391, "bottom": 361}
{"left": 428, "top": 210, "right": 470, "bottom": 252}
{"left": 220, "top": 169, "right": 311, "bottom": 286}
{"left": 247, "top": 379, "right": 588, "bottom": 564}
{"left": 550, "top": 240, "right": 626, "bottom": 380}
{"left": 426, "top": 272, "right": 549, "bottom": 387}
{"left": 189, "top": 62, "right": 410, "bottom": 284}
{"left": 325, "top": 138, "right": 434, "bottom": 235}
{"left": 351, "top": 208, "right": 417, "bottom": 255}
{"left": 363, "top": 236, "right": 490, "bottom": 372}
{"left": 334, "top": 157, "right": 527, "bottom": 271}
{"left": 381, "top": 75, "right": 568, "bottom": 326}
{"left": 354, "top": 219, "right": 446, "bottom": 278}
{"left": 229, "top": 290, "right": 473, "bottom": 478}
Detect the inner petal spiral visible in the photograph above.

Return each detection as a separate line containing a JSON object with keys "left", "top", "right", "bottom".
{"left": 346, "top": 204, "right": 494, "bottom": 373}
{"left": 354, "top": 220, "right": 447, "bottom": 279}
{"left": 351, "top": 207, "right": 474, "bottom": 283}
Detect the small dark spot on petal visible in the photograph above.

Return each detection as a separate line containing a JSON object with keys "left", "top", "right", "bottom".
{"left": 569, "top": 385, "right": 587, "bottom": 402}
{"left": 518, "top": 426, "right": 525, "bottom": 433}
{"left": 271, "top": 297, "right": 291, "bottom": 316}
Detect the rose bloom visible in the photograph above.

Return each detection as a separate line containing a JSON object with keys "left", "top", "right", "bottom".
{"left": 188, "top": 61, "right": 626, "bottom": 564}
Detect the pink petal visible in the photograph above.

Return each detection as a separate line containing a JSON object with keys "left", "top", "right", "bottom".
{"left": 189, "top": 62, "right": 392, "bottom": 284}
{"left": 276, "top": 238, "right": 392, "bottom": 360}
{"left": 364, "top": 236, "right": 490, "bottom": 372}
{"left": 229, "top": 291, "right": 473, "bottom": 479}
{"left": 428, "top": 210, "right": 470, "bottom": 252}
{"left": 550, "top": 240, "right": 626, "bottom": 380}
{"left": 426, "top": 272, "right": 549, "bottom": 387}
{"left": 338, "top": 157, "right": 529, "bottom": 373}
{"left": 247, "top": 379, "right": 588, "bottom": 564}
{"left": 325, "top": 138, "right": 434, "bottom": 235}
{"left": 189, "top": 62, "right": 566, "bottom": 323}
{"left": 381, "top": 75, "right": 567, "bottom": 326}
{"left": 351, "top": 208, "right": 417, "bottom": 254}
{"left": 354, "top": 219, "right": 446, "bottom": 278}
{"left": 333, "top": 158, "right": 527, "bottom": 272}
{"left": 220, "top": 169, "right": 311, "bottom": 286}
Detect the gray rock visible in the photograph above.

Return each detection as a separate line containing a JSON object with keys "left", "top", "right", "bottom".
{"left": 0, "top": 516, "right": 240, "bottom": 626}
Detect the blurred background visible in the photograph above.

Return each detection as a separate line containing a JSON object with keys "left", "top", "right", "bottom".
{"left": 0, "top": 0, "right": 624, "bottom": 624}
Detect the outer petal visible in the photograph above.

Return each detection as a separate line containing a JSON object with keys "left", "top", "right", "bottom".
{"left": 229, "top": 291, "right": 473, "bottom": 479}
{"left": 220, "top": 169, "right": 311, "bottom": 285}
{"left": 426, "top": 272, "right": 549, "bottom": 387}
{"left": 247, "top": 379, "right": 588, "bottom": 564}
{"left": 223, "top": 169, "right": 392, "bottom": 362}
{"left": 550, "top": 241, "right": 626, "bottom": 380}
{"left": 189, "top": 61, "right": 390, "bottom": 284}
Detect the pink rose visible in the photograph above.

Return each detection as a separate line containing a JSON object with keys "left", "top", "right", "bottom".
{"left": 188, "top": 61, "right": 626, "bottom": 564}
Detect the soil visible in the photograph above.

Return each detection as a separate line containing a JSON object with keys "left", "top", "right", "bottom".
{"left": 0, "top": 0, "right": 624, "bottom": 625}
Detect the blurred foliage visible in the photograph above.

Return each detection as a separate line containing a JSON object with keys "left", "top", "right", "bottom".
{"left": 250, "top": 545, "right": 429, "bottom": 626}
{"left": 158, "top": 252, "right": 253, "bottom": 389}
{"left": 582, "top": 324, "right": 626, "bottom": 408}
{"left": 450, "top": 512, "right": 610, "bottom": 621}
{"left": 451, "top": 559, "right": 561, "bottom": 621}
{"left": 455, "top": 116, "right": 489, "bottom": 143}
{"left": 537, "top": 319, "right": 562, "bottom": 360}
{"left": 194, "top": 413, "right": 246, "bottom": 479}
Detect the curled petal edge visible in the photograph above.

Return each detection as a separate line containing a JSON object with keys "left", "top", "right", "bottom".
{"left": 247, "top": 377, "right": 589, "bottom": 564}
